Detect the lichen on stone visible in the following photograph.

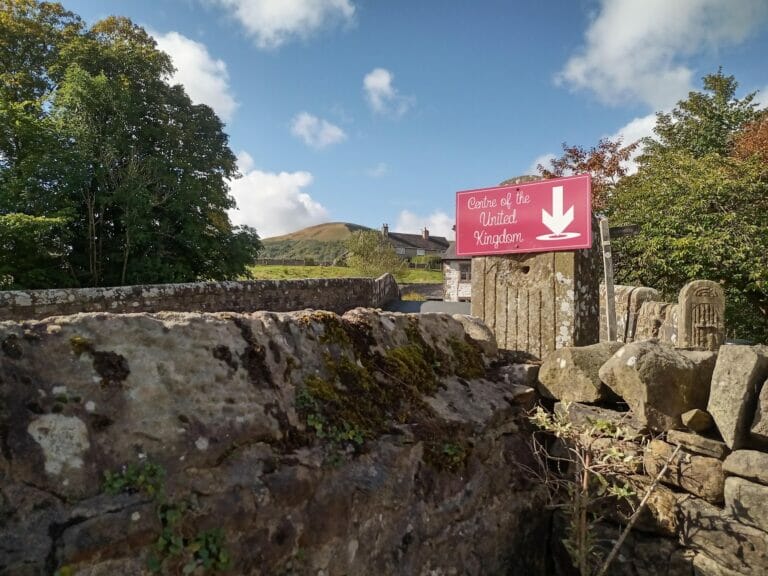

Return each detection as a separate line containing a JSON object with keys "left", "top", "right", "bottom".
{"left": 69, "top": 335, "right": 92, "bottom": 356}
{"left": 293, "top": 313, "right": 482, "bottom": 471}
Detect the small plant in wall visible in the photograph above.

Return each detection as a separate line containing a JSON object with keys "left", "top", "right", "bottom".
{"left": 527, "top": 403, "right": 678, "bottom": 576}
{"left": 149, "top": 500, "right": 231, "bottom": 574}
{"left": 96, "top": 460, "right": 231, "bottom": 574}
{"left": 103, "top": 460, "right": 166, "bottom": 498}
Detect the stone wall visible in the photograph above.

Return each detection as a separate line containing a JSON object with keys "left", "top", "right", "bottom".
{"left": 0, "top": 308, "right": 546, "bottom": 575}
{"left": 442, "top": 261, "right": 472, "bottom": 302}
{"left": 0, "top": 274, "right": 400, "bottom": 321}
{"left": 536, "top": 336, "right": 768, "bottom": 575}
{"left": 600, "top": 280, "right": 725, "bottom": 351}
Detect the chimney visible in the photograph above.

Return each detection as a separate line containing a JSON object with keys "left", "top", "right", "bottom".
{"left": 382, "top": 223, "right": 389, "bottom": 236}
{"left": 422, "top": 227, "right": 429, "bottom": 240}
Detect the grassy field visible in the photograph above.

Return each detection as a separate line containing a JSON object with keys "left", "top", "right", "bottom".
{"left": 247, "top": 265, "right": 442, "bottom": 284}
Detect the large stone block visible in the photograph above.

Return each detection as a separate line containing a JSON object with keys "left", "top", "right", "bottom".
{"left": 693, "top": 553, "right": 752, "bottom": 576}
{"left": 678, "top": 496, "right": 768, "bottom": 574}
{"left": 644, "top": 439, "right": 725, "bottom": 503}
{"left": 723, "top": 450, "right": 768, "bottom": 485}
{"left": 0, "top": 309, "right": 553, "bottom": 575}
{"left": 666, "top": 430, "right": 729, "bottom": 459}
{"left": 598, "top": 340, "right": 716, "bottom": 431}
{"left": 537, "top": 342, "right": 623, "bottom": 403}
{"left": 707, "top": 345, "right": 768, "bottom": 449}
{"left": 750, "top": 377, "right": 768, "bottom": 443}
{"left": 724, "top": 476, "right": 768, "bottom": 533}
{"left": 470, "top": 226, "right": 600, "bottom": 359}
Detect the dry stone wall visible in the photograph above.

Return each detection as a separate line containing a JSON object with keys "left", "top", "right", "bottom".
{"left": 0, "top": 308, "right": 546, "bottom": 576}
{"left": 600, "top": 280, "right": 725, "bottom": 351}
{"left": 0, "top": 274, "right": 400, "bottom": 321}
{"left": 538, "top": 337, "right": 768, "bottom": 575}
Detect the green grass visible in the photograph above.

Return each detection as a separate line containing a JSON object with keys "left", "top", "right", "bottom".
{"left": 247, "top": 265, "right": 442, "bottom": 284}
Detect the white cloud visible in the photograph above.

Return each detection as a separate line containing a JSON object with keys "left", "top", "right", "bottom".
{"left": 608, "top": 113, "right": 659, "bottom": 174}
{"left": 754, "top": 85, "right": 768, "bottom": 109}
{"left": 228, "top": 151, "right": 329, "bottom": 238}
{"left": 395, "top": 210, "right": 454, "bottom": 240}
{"left": 153, "top": 31, "right": 238, "bottom": 122}
{"left": 367, "top": 162, "right": 388, "bottom": 178}
{"left": 526, "top": 153, "right": 557, "bottom": 176}
{"left": 206, "top": 0, "right": 355, "bottom": 49}
{"left": 610, "top": 114, "right": 657, "bottom": 145}
{"left": 290, "top": 112, "right": 347, "bottom": 149}
{"left": 558, "top": 0, "right": 768, "bottom": 109}
{"left": 363, "top": 68, "right": 413, "bottom": 116}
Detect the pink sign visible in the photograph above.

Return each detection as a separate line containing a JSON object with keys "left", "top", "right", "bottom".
{"left": 455, "top": 174, "right": 592, "bottom": 256}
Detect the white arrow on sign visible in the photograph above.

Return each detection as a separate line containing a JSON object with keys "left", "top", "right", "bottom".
{"left": 538, "top": 185, "right": 581, "bottom": 241}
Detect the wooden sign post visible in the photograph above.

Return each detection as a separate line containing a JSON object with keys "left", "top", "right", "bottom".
{"left": 599, "top": 218, "right": 617, "bottom": 341}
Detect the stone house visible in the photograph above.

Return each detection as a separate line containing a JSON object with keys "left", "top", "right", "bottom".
{"left": 380, "top": 224, "right": 449, "bottom": 260}
{"left": 442, "top": 241, "right": 472, "bottom": 302}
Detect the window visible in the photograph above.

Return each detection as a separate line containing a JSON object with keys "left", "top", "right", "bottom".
{"left": 396, "top": 247, "right": 406, "bottom": 255}
{"left": 460, "top": 263, "right": 471, "bottom": 281}
{"left": 416, "top": 249, "right": 425, "bottom": 256}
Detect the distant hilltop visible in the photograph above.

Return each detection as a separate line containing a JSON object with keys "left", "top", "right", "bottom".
{"left": 260, "top": 222, "right": 450, "bottom": 263}
{"left": 261, "top": 222, "right": 371, "bottom": 262}
{"left": 264, "top": 222, "right": 370, "bottom": 242}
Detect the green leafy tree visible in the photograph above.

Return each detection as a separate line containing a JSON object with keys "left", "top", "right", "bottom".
{"left": 644, "top": 69, "right": 760, "bottom": 158}
{"left": 0, "top": 213, "right": 71, "bottom": 288}
{"left": 0, "top": 1, "right": 260, "bottom": 288}
{"left": 611, "top": 71, "right": 768, "bottom": 341}
{"left": 345, "top": 230, "right": 404, "bottom": 278}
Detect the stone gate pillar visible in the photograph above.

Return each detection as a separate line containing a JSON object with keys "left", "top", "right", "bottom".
{"left": 470, "top": 224, "right": 601, "bottom": 359}
{"left": 678, "top": 280, "right": 725, "bottom": 350}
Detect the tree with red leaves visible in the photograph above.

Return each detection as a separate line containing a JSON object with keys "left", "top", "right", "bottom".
{"left": 538, "top": 138, "right": 639, "bottom": 212}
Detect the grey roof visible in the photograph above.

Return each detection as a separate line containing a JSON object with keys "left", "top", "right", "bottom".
{"left": 386, "top": 232, "right": 450, "bottom": 252}
{"left": 441, "top": 241, "right": 470, "bottom": 261}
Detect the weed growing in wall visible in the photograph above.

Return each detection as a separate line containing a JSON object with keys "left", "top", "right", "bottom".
{"left": 527, "top": 404, "right": 681, "bottom": 576}
{"left": 95, "top": 460, "right": 231, "bottom": 574}
{"left": 103, "top": 461, "right": 166, "bottom": 498}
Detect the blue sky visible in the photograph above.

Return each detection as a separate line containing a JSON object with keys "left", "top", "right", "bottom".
{"left": 64, "top": 0, "right": 768, "bottom": 239}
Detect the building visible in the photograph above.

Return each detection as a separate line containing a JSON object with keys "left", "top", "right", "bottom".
{"left": 442, "top": 241, "right": 472, "bottom": 302}
{"left": 380, "top": 224, "right": 450, "bottom": 259}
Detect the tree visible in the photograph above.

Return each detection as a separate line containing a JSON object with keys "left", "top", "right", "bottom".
{"left": 732, "top": 110, "right": 768, "bottom": 165}
{"left": 643, "top": 68, "right": 760, "bottom": 159}
{"left": 345, "top": 230, "right": 404, "bottom": 278}
{"left": 0, "top": 0, "right": 82, "bottom": 217}
{"left": 0, "top": 213, "right": 71, "bottom": 288}
{"left": 539, "top": 138, "right": 639, "bottom": 212}
{"left": 610, "top": 72, "right": 768, "bottom": 342}
{"left": 0, "top": 1, "right": 260, "bottom": 288}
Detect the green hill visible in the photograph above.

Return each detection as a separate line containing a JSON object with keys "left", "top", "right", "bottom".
{"left": 260, "top": 222, "right": 371, "bottom": 262}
